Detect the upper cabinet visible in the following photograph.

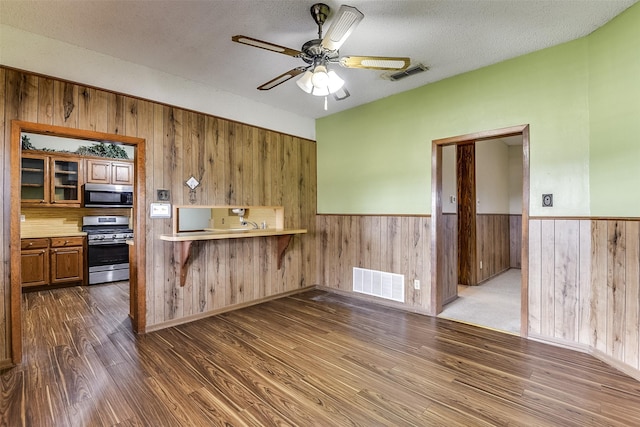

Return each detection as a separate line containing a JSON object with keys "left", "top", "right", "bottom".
{"left": 21, "top": 153, "right": 82, "bottom": 206}
{"left": 85, "top": 159, "right": 134, "bottom": 185}
{"left": 20, "top": 154, "right": 49, "bottom": 204}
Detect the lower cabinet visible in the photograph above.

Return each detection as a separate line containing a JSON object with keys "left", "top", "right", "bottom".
{"left": 21, "top": 236, "right": 85, "bottom": 288}
{"left": 20, "top": 238, "right": 49, "bottom": 287}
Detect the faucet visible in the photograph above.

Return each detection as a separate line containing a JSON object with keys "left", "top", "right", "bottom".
{"left": 240, "top": 218, "right": 259, "bottom": 229}
{"left": 231, "top": 208, "right": 259, "bottom": 229}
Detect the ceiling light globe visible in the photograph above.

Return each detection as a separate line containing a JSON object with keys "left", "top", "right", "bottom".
{"left": 327, "top": 70, "right": 345, "bottom": 93}
{"left": 311, "top": 65, "right": 329, "bottom": 88}
{"left": 296, "top": 71, "right": 314, "bottom": 93}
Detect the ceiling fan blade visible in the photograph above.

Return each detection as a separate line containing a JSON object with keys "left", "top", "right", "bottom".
{"left": 339, "top": 56, "right": 410, "bottom": 70}
{"left": 257, "top": 67, "right": 307, "bottom": 91}
{"left": 321, "top": 5, "right": 364, "bottom": 51}
{"left": 232, "top": 35, "right": 302, "bottom": 57}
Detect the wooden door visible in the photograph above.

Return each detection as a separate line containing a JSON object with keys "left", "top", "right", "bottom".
{"left": 86, "top": 159, "right": 112, "bottom": 184}
{"left": 50, "top": 156, "right": 82, "bottom": 205}
{"left": 20, "top": 154, "right": 50, "bottom": 205}
{"left": 50, "top": 245, "right": 84, "bottom": 284}
{"left": 457, "top": 143, "right": 477, "bottom": 286}
{"left": 21, "top": 250, "right": 49, "bottom": 287}
{"left": 112, "top": 161, "right": 134, "bottom": 185}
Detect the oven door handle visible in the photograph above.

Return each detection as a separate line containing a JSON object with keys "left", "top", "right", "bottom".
{"left": 88, "top": 240, "right": 128, "bottom": 246}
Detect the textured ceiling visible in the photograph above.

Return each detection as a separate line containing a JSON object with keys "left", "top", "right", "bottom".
{"left": 1, "top": 0, "right": 637, "bottom": 119}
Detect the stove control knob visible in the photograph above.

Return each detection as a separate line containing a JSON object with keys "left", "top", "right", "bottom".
{"left": 94, "top": 235, "right": 104, "bottom": 240}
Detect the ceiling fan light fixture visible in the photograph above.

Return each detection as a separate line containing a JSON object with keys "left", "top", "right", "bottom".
{"left": 311, "top": 65, "right": 330, "bottom": 88}
{"left": 326, "top": 70, "right": 345, "bottom": 93}
{"left": 297, "top": 65, "right": 344, "bottom": 96}
{"left": 296, "top": 70, "right": 314, "bottom": 93}
{"left": 311, "top": 85, "right": 330, "bottom": 96}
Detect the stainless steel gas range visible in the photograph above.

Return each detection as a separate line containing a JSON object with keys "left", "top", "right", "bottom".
{"left": 82, "top": 216, "right": 133, "bottom": 285}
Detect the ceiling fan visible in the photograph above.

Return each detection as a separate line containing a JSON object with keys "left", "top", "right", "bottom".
{"left": 232, "top": 3, "right": 410, "bottom": 106}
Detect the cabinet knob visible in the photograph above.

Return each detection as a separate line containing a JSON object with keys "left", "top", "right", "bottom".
{"left": 65, "top": 240, "right": 70, "bottom": 244}
{"left": 40, "top": 200, "right": 46, "bottom": 203}
{"left": 28, "top": 242, "right": 33, "bottom": 246}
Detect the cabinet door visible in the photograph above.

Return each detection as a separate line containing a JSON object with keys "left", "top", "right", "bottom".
{"left": 112, "top": 162, "right": 134, "bottom": 185}
{"left": 50, "top": 157, "right": 82, "bottom": 205}
{"left": 21, "top": 249, "right": 49, "bottom": 287}
{"left": 50, "top": 246, "right": 84, "bottom": 284}
{"left": 21, "top": 154, "right": 50, "bottom": 204}
{"left": 85, "top": 159, "right": 112, "bottom": 184}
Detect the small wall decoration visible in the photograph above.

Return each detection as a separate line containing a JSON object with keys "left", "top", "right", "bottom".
{"left": 185, "top": 176, "right": 200, "bottom": 204}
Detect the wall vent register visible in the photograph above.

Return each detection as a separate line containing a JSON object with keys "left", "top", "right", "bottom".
{"left": 353, "top": 267, "right": 405, "bottom": 303}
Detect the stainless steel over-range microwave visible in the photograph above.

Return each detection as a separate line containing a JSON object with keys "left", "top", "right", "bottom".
{"left": 83, "top": 183, "right": 134, "bottom": 208}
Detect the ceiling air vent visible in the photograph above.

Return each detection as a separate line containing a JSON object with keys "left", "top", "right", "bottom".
{"left": 389, "top": 64, "right": 428, "bottom": 81}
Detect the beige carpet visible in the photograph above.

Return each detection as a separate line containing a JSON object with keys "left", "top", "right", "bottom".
{"left": 438, "top": 269, "right": 521, "bottom": 334}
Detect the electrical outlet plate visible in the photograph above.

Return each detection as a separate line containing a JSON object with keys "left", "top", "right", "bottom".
{"left": 413, "top": 279, "right": 420, "bottom": 290}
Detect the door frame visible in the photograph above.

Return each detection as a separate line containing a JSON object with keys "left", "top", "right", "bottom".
{"left": 431, "top": 124, "right": 530, "bottom": 337}
{"left": 10, "top": 120, "right": 147, "bottom": 363}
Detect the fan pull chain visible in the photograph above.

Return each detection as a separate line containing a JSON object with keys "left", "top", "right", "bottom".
{"left": 324, "top": 96, "right": 328, "bottom": 111}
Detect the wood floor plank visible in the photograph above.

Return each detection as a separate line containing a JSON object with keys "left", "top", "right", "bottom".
{"left": 3, "top": 284, "right": 640, "bottom": 426}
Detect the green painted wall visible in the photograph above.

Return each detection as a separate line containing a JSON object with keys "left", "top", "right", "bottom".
{"left": 588, "top": 4, "right": 640, "bottom": 216}
{"left": 318, "top": 3, "right": 639, "bottom": 216}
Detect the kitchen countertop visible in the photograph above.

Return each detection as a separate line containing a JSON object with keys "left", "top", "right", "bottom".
{"left": 21, "top": 231, "right": 88, "bottom": 239}
{"left": 159, "top": 228, "right": 307, "bottom": 241}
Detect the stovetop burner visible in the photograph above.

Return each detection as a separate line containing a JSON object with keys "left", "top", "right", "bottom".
{"left": 84, "top": 227, "right": 133, "bottom": 234}
{"left": 82, "top": 216, "right": 133, "bottom": 242}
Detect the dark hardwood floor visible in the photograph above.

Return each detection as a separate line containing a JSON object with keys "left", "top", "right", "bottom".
{"left": 3, "top": 283, "right": 640, "bottom": 426}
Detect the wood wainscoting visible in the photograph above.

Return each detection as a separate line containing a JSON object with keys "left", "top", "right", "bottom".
{"left": 316, "top": 214, "right": 640, "bottom": 378}
{"left": 529, "top": 218, "right": 640, "bottom": 374}
{"left": 476, "top": 214, "right": 511, "bottom": 283}
{"left": 316, "top": 215, "right": 432, "bottom": 313}
{"left": 0, "top": 67, "right": 317, "bottom": 365}
{"left": 510, "top": 214, "right": 522, "bottom": 268}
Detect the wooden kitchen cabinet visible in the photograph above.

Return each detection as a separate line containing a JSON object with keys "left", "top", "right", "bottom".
{"left": 21, "top": 152, "right": 82, "bottom": 206}
{"left": 20, "top": 154, "right": 49, "bottom": 204}
{"left": 20, "top": 238, "right": 49, "bottom": 287}
{"left": 20, "top": 236, "right": 85, "bottom": 288}
{"left": 85, "top": 158, "right": 134, "bottom": 185}
{"left": 50, "top": 237, "right": 84, "bottom": 285}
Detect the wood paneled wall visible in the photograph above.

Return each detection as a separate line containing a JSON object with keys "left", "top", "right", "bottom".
{"left": 510, "top": 214, "right": 522, "bottom": 268}
{"left": 442, "top": 213, "right": 457, "bottom": 304}
{"left": 529, "top": 218, "right": 640, "bottom": 372}
{"left": 476, "top": 214, "right": 510, "bottom": 283}
{"left": 0, "top": 67, "right": 316, "bottom": 363}
{"left": 315, "top": 215, "right": 431, "bottom": 313}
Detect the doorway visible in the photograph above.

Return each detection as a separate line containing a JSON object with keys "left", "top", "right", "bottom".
{"left": 438, "top": 136, "right": 523, "bottom": 333}
{"left": 430, "top": 125, "right": 530, "bottom": 337}
{"left": 9, "top": 120, "right": 147, "bottom": 363}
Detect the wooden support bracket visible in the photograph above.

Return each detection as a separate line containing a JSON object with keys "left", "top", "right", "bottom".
{"left": 276, "top": 234, "right": 294, "bottom": 270}
{"left": 178, "top": 240, "right": 193, "bottom": 287}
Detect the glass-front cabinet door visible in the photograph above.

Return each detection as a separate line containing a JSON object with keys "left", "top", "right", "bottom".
{"left": 21, "top": 153, "right": 82, "bottom": 206}
{"left": 50, "top": 157, "right": 81, "bottom": 204}
{"left": 21, "top": 154, "right": 49, "bottom": 204}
